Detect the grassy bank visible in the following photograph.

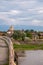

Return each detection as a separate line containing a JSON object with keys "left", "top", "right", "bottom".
{"left": 13, "top": 44, "right": 43, "bottom": 50}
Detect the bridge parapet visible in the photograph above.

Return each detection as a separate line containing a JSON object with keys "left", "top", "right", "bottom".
{"left": 0, "top": 36, "right": 16, "bottom": 65}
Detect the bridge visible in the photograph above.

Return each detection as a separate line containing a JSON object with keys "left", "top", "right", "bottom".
{"left": 0, "top": 36, "right": 17, "bottom": 65}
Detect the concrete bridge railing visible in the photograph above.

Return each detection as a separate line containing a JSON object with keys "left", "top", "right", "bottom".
{"left": 0, "top": 36, "right": 16, "bottom": 65}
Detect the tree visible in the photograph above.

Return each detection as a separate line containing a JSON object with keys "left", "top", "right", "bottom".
{"left": 12, "top": 30, "right": 23, "bottom": 40}
{"left": 12, "top": 32, "right": 18, "bottom": 40}
{"left": 26, "top": 32, "right": 32, "bottom": 39}
{"left": 25, "top": 30, "right": 29, "bottom": 33}
{"left": 21, "top": 33, "right": 26, "bottom": 41}
{"left": 38, "top": 33, "right": 41, "bottom": 39}
{"left": 12, "top": 30, "right": 26, "bottom": 41}
{"left": 30, "top": 29, "right": 34, "bottom": 32}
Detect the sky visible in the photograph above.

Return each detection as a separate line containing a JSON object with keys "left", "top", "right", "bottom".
{"left": 0, "top": 0, "right": 43, "bottom": 31}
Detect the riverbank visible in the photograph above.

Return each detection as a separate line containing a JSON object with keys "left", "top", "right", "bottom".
{"left": 13, "top": 44, "right": 43, "bottom": 50}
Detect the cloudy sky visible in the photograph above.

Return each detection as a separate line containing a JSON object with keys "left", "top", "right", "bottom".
{"left": 0, "top": 0, "right": 43, "bottom": 27}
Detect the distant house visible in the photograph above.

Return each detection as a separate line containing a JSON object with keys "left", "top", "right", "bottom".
{"left": 39, "top": 32, "right": 43, "bottom": 39}
{"left": 31, "top": 32, "right": 39, "bottom": 40}
{"left": 0, "top": 31, "right": 6, "bottom": 36}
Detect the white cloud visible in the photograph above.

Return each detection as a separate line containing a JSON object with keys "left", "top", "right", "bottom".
{"left": 0, "top": 14, "right": 7, "bottom": 21}
{"left": 28, "top": 7, "right": 43, "bottom": 14}
{"left": 0, "top": 0, "right": 43, "bottom": 27}
{"left": 31, "top": 19, "right": 43, "bottom": 26}
{"left": 10, "top": 18, "right": 15, "bottom": 22}
{"left": 17, "top": 17, "right": 31, "bottom": 20}
{"left": 9, "top": 10, "right": 21, "bottom": 15}
{"left": 0, "top": 10, "right": 21, "bottom": 15}
{"left": 0, "top": 13, "right": 16, "bottom": 25}
{"left": 19, "top": 0, "right": 37, "bottom": 8}
{"left": 38, "top": 9, "right": 43, "bottom": 14}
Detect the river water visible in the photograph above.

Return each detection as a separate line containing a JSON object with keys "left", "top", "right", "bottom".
{"left": 18, "top": 50, "right": 43, "bottom": 65}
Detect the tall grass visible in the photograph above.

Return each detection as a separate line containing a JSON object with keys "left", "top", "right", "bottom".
{"left": 13, "top": 44, "right": 43, "bottom": 50}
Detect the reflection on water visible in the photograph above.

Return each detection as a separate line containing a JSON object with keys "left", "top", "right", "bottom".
{"left": 18, "top": 50, "right": 43, "bottom": 65}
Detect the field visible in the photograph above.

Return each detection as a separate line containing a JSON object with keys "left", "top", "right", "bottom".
{"left": 13, "top": 44, "right": 43, "bottom": 50}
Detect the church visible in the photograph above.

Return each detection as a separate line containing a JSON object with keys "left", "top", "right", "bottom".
{"left": 7, "top": 26, "right": 14, "bottom": 36}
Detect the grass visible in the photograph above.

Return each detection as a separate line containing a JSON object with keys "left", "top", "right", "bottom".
{"left": 13, "top": 44, "right": 43, "bottom": 50}
{"left": 4, "top": 64, "right": 8, "bottom": 65}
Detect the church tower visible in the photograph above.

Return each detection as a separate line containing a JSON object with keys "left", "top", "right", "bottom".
{"left": 10, "top": 26, "right": 14, "bottom": 31}
{"left": 7, "top": 26, "right": 14, "bottom": 36}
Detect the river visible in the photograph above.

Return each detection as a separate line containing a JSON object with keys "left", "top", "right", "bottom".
{"left": 18, "top": 50, "right": 43, "bottom": 65}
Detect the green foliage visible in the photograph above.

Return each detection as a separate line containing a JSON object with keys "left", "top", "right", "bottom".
{"left": 26, "top": 32, "right": 32, "bottom": 38}
{"left": 12, "top": 32, "right": 18, "bottom": 40}
{"left": 21, "top": 33, "right": 26, "bottom": 41}
{"left": 12, "top": 30, "right": 26, "bottom": 40}
{"left": 25, "top": 30, "right": 32, "bottom": 38}
{"left": 30, "top": 29, "right": 34, "bottom": 32}
{"left": 25, "top": 30, "right": 30, "bottom": 33}
{"left": 12, "top": 30, "right": 36, "bottom": 40}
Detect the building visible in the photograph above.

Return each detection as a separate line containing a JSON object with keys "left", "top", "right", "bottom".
{"left": 31, "top": 32, "right": 39, "bottom": 40}
{"left": 0, "top": 31, "right": 6, "bottom": 36}
{"left": 7, "top": 26, "right": 14, "bottom": 36}
{"left": 39, "top": 32, "right": 43, "bottom": 39}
